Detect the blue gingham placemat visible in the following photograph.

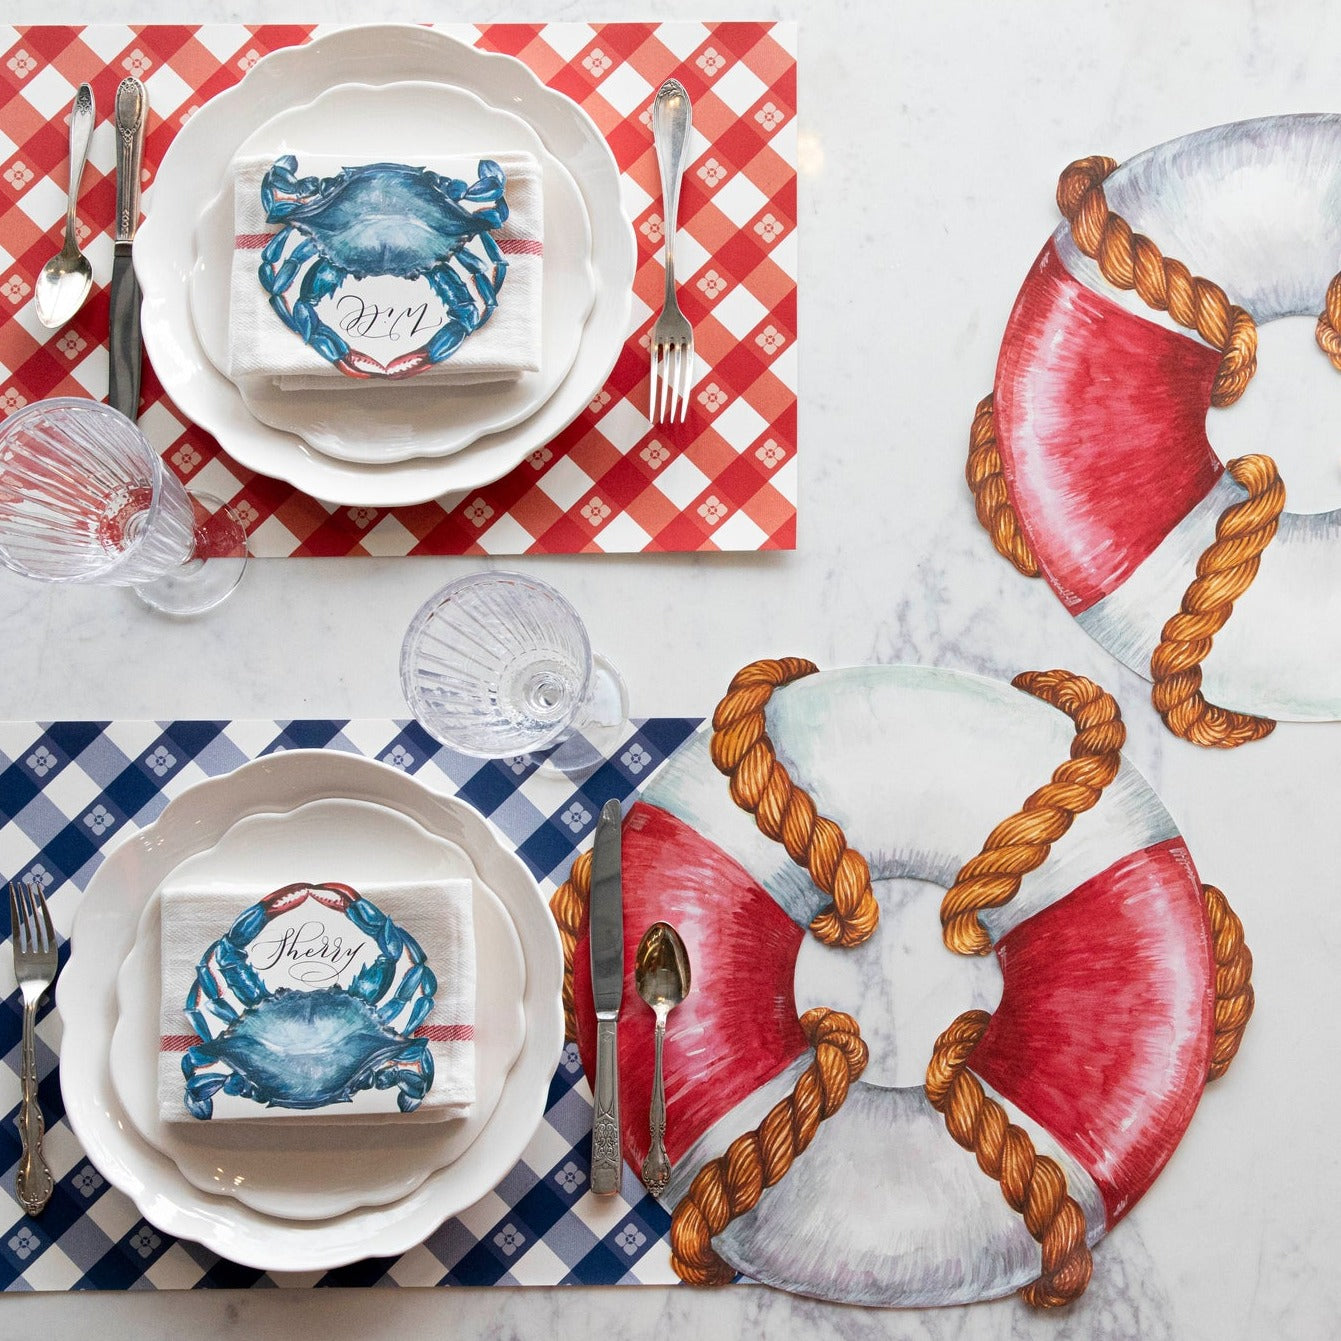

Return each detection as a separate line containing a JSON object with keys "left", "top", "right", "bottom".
{"left": 0, "top": 717, "right": 698, "bottom": 1291}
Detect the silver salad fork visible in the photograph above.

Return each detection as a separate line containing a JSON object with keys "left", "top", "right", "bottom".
{"left": 649, "top": 78, "right": 695, "bottom": 424}
{"left": 10, "top": 880, "right": 58, "bottom": 1215}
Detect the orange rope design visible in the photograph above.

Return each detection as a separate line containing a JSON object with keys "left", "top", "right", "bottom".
{"left": 939, "top": 670, "right": 1125, "bottom": 956}
{"left": 926, "top": 1011, "right": 1093, "bottom": 1309}
{"left": 1203, "top": 883, "right": 1254, "bottom": 1080}
{"left": 966, "top": 393, "right": 1041, "bottom": 578}
{"left": 1056, "top": 156, "right": 1257, "bottom": 406}
{"left": 709, "top": 657, "right": 879, "bottom": 948}
{"left": 1149, "top": 454, "right": 1285, "bottom": 748}
{"left": 1317, "top": 271, "right": 1341, "bottom": 372}
{"left": 669, "top": 1008, "right": 868, "bottom": 1285}
{"left": 548, "top": 849, "right": 590, "bottom": 1043}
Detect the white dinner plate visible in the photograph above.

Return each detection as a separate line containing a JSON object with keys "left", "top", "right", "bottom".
{"left": 136, "top": 25, "right": 635, "bottom": 507}
{"left": 192, "top": 81, "right": 594, "bottom": 465}
{"left": 109, "top": 797, "right": 527, "bottom": 1222}
{"left": 58, "top": 751, "right": 564, "bottom": 1271}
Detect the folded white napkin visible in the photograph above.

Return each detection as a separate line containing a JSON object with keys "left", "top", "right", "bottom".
{"left": 158, "top": 879, "right": 476, "bottom": 1124}
{"left": 226, "top": 151, "right": 543, "bottom": 389}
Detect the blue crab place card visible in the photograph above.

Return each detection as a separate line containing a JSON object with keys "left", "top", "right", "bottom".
{"left": 158, "top": 880, "right": 476, "bottom": 1123}
{"left": 226, "top": 152, "right": 543, "bottom": 388}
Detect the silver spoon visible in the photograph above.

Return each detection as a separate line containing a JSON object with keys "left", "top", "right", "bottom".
{"left": 34, "top": 83, "right": 95, "bottom": 330}
{"left": 634, "top": 920, "right": 691, "bottom": 1194}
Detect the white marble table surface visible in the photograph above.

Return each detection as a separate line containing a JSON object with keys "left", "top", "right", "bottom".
{"left": 5, "top": 0, "right": 1341, "bottom": 1337}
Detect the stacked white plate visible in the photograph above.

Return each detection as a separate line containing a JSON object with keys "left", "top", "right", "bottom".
{"left": 57, "top": 750, "right": 565, "bottom": 1271}
{"left": 136, "top": 25, "right": 636, "bottom": 508}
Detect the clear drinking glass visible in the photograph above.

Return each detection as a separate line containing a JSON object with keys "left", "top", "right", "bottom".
{"left": 400, "top": 572, "right": 629, "bottom": 767}
{"left": 0, "top": 397, "right": 247, "bottom": 615}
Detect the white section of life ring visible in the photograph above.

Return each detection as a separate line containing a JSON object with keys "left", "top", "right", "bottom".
{"left": 1053, "top": 114, "right": 1341, "bottom": 335}
{"left": 1078, "top": 473, "right": 1341, "bottom": 720}
{"left": 661, "top": 1055, "right": 1105, "bottom": 1307}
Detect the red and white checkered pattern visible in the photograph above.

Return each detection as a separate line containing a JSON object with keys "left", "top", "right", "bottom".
{"left": 0, "top": 23, "right": 798, "bottom": 556}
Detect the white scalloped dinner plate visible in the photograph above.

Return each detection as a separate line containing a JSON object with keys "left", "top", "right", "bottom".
{"left": 136, "top": 25, "right": 634, "bottom": 507}
{"left": 108, "top": 797, "right": 527, "bottom": 1222}
{"left": 58, "top": 752, "right": 564, "bottom": 1271}
{"left": 191, "top": 81, "right": 594, "bottom": 465}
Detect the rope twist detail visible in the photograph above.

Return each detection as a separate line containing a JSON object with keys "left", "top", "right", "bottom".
{"left": 1318, "top": 271, "right": 1341, "bottom": 371}
{"left": 1203, "top": 883, "right": 1254, "bottom": 1079}
{"left": 966, "top": 393, "right": 1040, "bottom": 578}
{"left": 710, "top": 657, "right": 879, "bottom": 947}
{"left": 1149, "top": 454, "right": 1284, "bottom": 748}
{"left": 1056, "top": 156, "right": 1257, "bottom": 406}
{"left": 669, "top": 1008, "right": 868, "bottom": 1285}
{"left": 549, "top": 848, "right": 590, "bottom": 1044}
{"left": 940, "top": 670, "right": 1125, "bottom": 956}
{"left": 926, "top": 1011, "right": 1093, "bottom": 1309}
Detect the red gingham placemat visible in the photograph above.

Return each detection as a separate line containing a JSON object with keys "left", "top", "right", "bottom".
{"left": 0, "top": 22, "right": 797, "bottom": 555}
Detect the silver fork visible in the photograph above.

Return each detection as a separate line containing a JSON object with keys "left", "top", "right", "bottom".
{"left": 10, "top": 881, "right": 57, "bottom": 1215}
{"left": 649, "top": 79, "right": 694, "bottom": 424}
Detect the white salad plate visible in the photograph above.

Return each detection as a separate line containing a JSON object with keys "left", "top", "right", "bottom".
{"left": 192, "top": 81, "right": 594, "bottom": 466}
{"left": 137, "top": 25, "right": 635, "bottom": 507}
{"left": 58, "top": 751, "right": 564, "bottom": 1271}
{"left": 109, "top": 796, "right": 527, "bottom": 1222}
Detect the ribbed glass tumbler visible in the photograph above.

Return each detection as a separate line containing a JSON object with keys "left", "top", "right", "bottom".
{"left": 0, "top": 397, "right": 246, "bottom": 614}
{"left": 401, "top": 572, "right": 628, "bottom": 768}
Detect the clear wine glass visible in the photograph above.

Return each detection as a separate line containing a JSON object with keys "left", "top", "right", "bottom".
{"left": 0, "top": 397, "right": 247, "bottom": 615}
{"left": 400, "top": 571, "right": 629, "bottom": 769}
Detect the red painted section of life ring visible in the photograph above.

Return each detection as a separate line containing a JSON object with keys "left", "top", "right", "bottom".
{"left": 993, "top": 242, "right": 1225, "bottom": 613}
{"left": 969, "top": 838, "right": 1213, "bottom": 1225}
{"left": 572, "top": 802, "right": 808, "bottom": 1170}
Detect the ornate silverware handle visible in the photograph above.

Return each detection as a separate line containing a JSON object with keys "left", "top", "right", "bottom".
{"left": 641, "top": 1014, "right": 671, "bottom": 1194}
{"left": 110, "top": 76, "right": 147, "bottom": 421}
{"left": 64, "top": 83, "right": 95, "bottom": 245}
{"left": 114, "top": 76, "right": 146, "bottom": 242}
{"left": 16, "top": 996, "right": 53, "bottom": 1216}
{"left": 652, "top": 79, "right": 692, "bottom": 301}
{"left": 591, "top": 1015, "right": 622, "bottom": 1195}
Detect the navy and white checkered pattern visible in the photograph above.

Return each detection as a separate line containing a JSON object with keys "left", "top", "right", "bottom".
{"left": 0, "top": 717, "right": 698, "bottom": 1292}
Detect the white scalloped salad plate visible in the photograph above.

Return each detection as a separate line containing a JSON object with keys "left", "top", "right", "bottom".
{"left": 109, "top": 796, "right": 526, "bottom": 1221}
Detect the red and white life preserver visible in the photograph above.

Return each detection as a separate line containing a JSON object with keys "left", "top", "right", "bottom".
{"left": 982, "top": 113, "right": 1341, "bottom": 729}
{"left": 555, "top": 662, "right": 1251, "bottom": 1309}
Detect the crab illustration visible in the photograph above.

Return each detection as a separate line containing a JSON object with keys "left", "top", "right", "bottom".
{"left": 256, "top": 156, "right": 511, "bottom": 379}
{"left": 182, "top": 882, "right": 437, "bottom": 1118}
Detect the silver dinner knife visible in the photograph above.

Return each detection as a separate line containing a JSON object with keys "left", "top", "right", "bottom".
{"left": 109, "top": 76, "right": 147, "bottom": 421}
{"left": 589, "top": 798, "right": 624, "bottom": 1195}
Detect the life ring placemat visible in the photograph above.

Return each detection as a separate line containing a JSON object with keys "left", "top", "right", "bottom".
{"left": 550, "top": 660, "right": 1252, "bottom": 1312}
{"left": 0, "top": 23, "right": 797, "bottom": 556}
{"left": 970, "top": 114, "right": 1341, "bottom": 744}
